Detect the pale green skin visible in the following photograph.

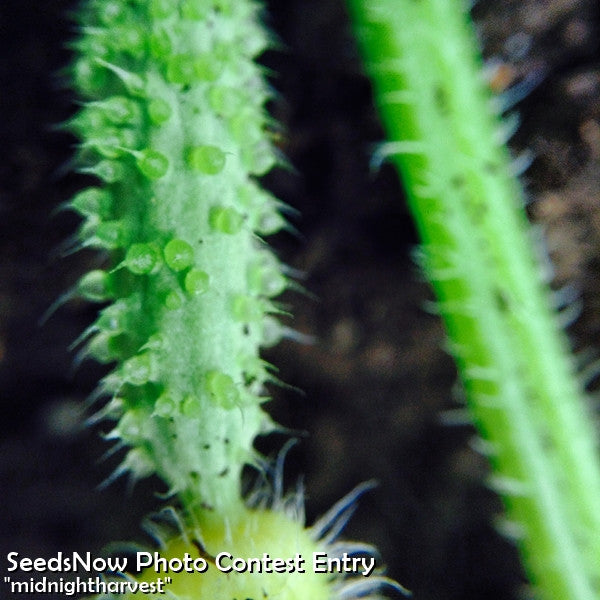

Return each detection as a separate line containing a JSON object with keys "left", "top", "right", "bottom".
{"left": 68, "top": 3, "right": 391, "bottom": 600}
{"left": 70, "top": 0, "right": 285, "bottom": 519}
{"left": 347, "top": 1, "right": 600, "bottom": 598}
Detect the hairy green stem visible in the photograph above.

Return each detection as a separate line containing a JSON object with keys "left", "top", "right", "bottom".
{"left": 347, "top": 1, "right": 600, "bottom": 598}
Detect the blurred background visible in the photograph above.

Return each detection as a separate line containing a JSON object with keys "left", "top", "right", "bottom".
{"left": 1, "top": 1, "right": 599, "bottom": 598}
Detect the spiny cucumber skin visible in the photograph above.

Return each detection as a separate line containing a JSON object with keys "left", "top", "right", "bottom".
{"left": 66, "top": 4, "right": 405, "bottom": 600}
{"left": 69, "top": 0, "right": 287, "bottom": 518}
{"left": 348, "top": 1, "right": 600, "bottom": 599}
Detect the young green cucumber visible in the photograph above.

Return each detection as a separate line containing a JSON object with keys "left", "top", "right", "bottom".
{"left": 69, "top": 0, "right": 287, "bottom": 518}
{"left": 66, "top": 2, "right": 406, "bottom": 599}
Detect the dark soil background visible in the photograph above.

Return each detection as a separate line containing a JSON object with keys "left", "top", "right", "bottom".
{"left": 1, "top": 1, "right": 600, "bottom": 599}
